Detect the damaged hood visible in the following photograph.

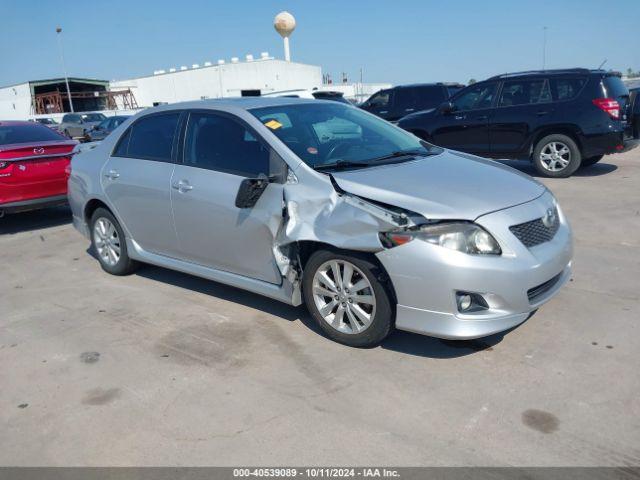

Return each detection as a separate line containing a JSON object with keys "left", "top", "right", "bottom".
{"left": 331, "top": 150, "right": 545, "bottom": 220}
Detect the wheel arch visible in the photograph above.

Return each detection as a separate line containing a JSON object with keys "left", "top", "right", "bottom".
{"left": 528, "top": 125, "right": 583, "bottom": 158}
{"left": 294, "top": 240, "right": 398, "bottom": 305}
{"left": 84, "top": 198, "right": 113, "bottom": 225}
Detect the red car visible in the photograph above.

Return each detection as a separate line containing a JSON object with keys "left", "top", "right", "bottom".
{"left": 0, "top": 121, "right": 77, "bottom": 216}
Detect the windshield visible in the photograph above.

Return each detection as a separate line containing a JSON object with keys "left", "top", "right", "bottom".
{"left": 250, "top": 103, "right": 441, "bottom": 169}
{"left": 82, "top": 113, "right": 106, "bottom": 122}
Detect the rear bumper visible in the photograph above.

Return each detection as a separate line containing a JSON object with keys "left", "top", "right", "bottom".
{"left": 0, "top": 194, "right": 67, "bottom": 214}
{"left": 581, "top": 129, "right": 638, "bottom": 157}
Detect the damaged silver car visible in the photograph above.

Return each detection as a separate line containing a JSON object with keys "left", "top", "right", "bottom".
{"left": 68, "top": 98, "right": 573, "bottom": 347}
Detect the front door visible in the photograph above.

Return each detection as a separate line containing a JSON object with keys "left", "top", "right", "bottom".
{"left": 431, "top": 82, "right": 498, "bottom": 154}
{"left": 361, "top": 89, "right": 394, "bottom": 120}
{"left": 102, "top": 111, "right": 181, "bottom": 257}
{"left": 170, "top": 111, "right": 285, "bottom": 284}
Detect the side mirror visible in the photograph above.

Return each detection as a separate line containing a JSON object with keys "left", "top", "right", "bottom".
{"left": 235, "top": 174, "right": 271, "bottom": 209}
{"left": 439, "top": 101, "right": 455, "bottom": 114}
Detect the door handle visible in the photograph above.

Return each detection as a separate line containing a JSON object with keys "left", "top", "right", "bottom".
{"left": 537, "top": 111, "right": 549, "bottom": 116}
{"left": 405, "top": 108, "right": 415, "bottom": 112}
{"left": 379, "top": 110, "right": 388, "bottom": 114}
{"left": 454, "top": 115, "right": 466, "bottom": 120}
{"left": 172, "top": 180, "right": 193, "bottom": 192}
{"left": 104, "top": 169, "right": 120, "bottom": 179}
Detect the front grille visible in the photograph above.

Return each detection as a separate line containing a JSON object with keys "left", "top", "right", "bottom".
{"left": 509, "top": 208, "right": 559, "bottom": 248}
{"left": 527, "top": 272, "right": 563, "bottom": 303}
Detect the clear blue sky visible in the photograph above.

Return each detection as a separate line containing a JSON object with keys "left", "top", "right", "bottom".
{"left": 3, "top": 0, "right": 639, "bottom": 87}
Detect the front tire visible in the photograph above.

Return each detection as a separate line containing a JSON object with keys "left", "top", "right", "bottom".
{"left": 533, "top": 134, "right": 581, "bottom": 178}
{"left": 580, "top": 154, "right": 604, "bottom": 167}
{"left": 302, "top": 249, "right": 394, "bottom": 347}
{"left": 90, "top": 208, "right": 138, "bottom": 275}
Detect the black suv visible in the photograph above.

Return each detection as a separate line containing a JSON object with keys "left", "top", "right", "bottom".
{"left": 360, "top": 83, "right": 464, "bottom": 122}
{"left": 398, "top": 69, "right": 639, "bottom": 177}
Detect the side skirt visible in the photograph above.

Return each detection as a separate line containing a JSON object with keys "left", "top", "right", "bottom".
{"left": 126, "top": 238, "right": 301, "bottom": 306}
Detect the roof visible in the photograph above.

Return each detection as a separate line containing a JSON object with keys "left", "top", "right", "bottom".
{"left": 148, "top": 96, "right": 328, "bottom": 113}
{"left": 486, "top": 68, "right": 620, "bottom": 81}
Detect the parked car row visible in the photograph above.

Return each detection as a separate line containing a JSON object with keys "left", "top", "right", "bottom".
{"left": 2, "top": 67, "right": 635, "bottom": 348}
{"left": 361, "top": 69, "right": 638, "bottom": 178}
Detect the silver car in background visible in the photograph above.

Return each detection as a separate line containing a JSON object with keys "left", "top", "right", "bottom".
{"left": 68, "top": 98, "right": 572, "bottom": 347}
{"left": 59, "top": 112, "right": 107, "bottom": 140}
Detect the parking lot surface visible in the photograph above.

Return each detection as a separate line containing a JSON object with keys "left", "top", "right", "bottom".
{"left": 1, "top": 151, "right": 639, "bottom": 467}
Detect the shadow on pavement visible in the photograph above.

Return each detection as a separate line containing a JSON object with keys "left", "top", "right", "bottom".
{"left": 496, "top": 159, "right": 618, "bottom": 178}
{"left": 131, "top": 263, "right": 517, "bottom": 359}
{"left": 0, "top": 206, "right": 71, "bottom": 235}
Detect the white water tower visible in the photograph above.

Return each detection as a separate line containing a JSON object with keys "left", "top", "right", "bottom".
{"left": 274, "top": 11, "right": 296, "bottom": 62}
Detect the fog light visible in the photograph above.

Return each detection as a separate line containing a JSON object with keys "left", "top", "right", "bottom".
{"left": 456, "top": 291, "right": 489, "bottom": 313}
{"left": 457, "top": 294, "right": 472, "bottom": 311}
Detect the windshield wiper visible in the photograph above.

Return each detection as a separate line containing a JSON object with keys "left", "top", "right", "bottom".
{"left": 313, "top": 160, "right": 372, "bottom": 171}
{"left": 367, "top": 149, "right": 435, "bottom": 164}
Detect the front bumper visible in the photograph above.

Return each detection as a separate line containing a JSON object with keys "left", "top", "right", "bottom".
{"left": 376, "top": 191, "right": 573, "bottom": 339}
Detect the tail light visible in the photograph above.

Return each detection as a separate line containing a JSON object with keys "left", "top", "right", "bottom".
{"left": 64, "top": 161, "right": 72, "bottom": 177}
{"left": 592, "top": 98, "right": 620, "bottom": 119}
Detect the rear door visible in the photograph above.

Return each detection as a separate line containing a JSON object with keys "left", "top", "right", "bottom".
{"left": 170, "top": 110, "right": 285, "bottom": 284}
{"left": 489, "top": 78, "right": 554, "bottom": 156}
{"left": 0, "top": 124, "right": 74, "bottom": 205}
{"left": 102, "top": 112, "right": 181, "bottom": 257}
{"left": 430, "top": 82, "right": 497, "bottom": 153}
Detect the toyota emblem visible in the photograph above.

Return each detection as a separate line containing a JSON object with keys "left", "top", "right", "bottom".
{"left": 542, "top": 207, "right": 557, "bottom": 228}
{"left": 33, "top": 147, "right": 45, "bottom": 155}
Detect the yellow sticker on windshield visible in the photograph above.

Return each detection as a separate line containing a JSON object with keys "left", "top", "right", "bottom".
{"left": 264, "top": 119, "right": 283, "bottom": 130}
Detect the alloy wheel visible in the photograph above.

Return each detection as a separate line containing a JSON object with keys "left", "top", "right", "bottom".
{"left": 311, "top": 259, "right": 377, "bottom": 334}
{"left": 539, "top": 141, "right": 571, "bottom": 172}
{"left": 93, "top": 217, "right": 121, "bottom": 267}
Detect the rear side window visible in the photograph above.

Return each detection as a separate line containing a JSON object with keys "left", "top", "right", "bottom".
{"left": 498, "top": 79, "right": 552, "bottom": 106}
{"left": 0, "top": 124, "right": 64, "bottom": 145}
{"left": 120, "top": 113, "right": 180, "bottom": 161}
{"left": 396, "top": 86, "right": 445, "bottom": 110}
{"left": 602, "top": 76, "right": 629, "bottom": 99}
{"left": 183, "top": 112, "right": 271, "bottom": 177}
{"left": 549, "top": 77, "right": 586, "bottom": 101}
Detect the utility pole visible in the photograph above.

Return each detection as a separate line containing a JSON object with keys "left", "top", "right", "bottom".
{"left": 56, "top": 27, "right": 74, "bottom": 112}
{"left": 542, "top": 26, "right": 548, "bottom": 70}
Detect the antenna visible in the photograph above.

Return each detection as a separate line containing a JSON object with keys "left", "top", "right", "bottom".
{"left": 598, "top": 59, "right": 607, "bottom": 70}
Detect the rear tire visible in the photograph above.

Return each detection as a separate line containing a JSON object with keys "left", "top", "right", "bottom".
{"left": 90, "top": 207, "right": 138, "bottom": 276}
{"left": 302, "top": 249, "right": 394, "bottom": 348}
{"left": 580, "top": 154, "right": 604, "bottom": 167}
{"left": 533, "top": 134, "right": 581, "bottom": 178}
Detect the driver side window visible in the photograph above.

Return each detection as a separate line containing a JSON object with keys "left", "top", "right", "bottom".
{"left": 368, "top": 90, "right": 390, "bottom": 108}
{"left": 184, "top": 112, "right": 274, "bottom": 178}
{"left": 452, "top": 83, "right": 498, "bottom": 111}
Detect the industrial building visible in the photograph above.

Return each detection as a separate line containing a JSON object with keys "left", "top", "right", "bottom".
{"left": 0, "top": 12, "right": 389, "bottom": 120}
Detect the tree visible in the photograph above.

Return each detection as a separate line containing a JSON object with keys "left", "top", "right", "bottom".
{"left": 468, "top": 78, "right": 477, "bottom": 85}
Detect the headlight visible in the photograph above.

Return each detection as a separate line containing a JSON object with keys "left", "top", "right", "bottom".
{"left": 381, "top": 222, "right": 501, "bottom": 255}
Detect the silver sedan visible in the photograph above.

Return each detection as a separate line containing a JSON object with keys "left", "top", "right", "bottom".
{"left": 68, "top": 98, "right": 572, "bottom": 347}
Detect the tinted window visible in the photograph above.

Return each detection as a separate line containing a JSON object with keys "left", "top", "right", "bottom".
{"left": 498, "top": 79, "right": 551, "bottom": 106}
{"left": 184, "top": 112, "right": 271, "bottom": 177}
{"left": 367, "top": 90, "right": 390, "bottom": 108}
{"left": 64, "top": 114, "right": 81, "bottom": 124}
{"left": 113, "top": 128, "right": 131, "bottom": 156}
{"left": 549, "top": 77, "right": 586, "bottom": 100}
{"left": 126, "top": 113, "right": 179, "bottom": 161}
{"left": 452, "top": 83, "right": 498, "bottom": 111}
{"left": 396, "top": 86, "right": 445, "bottom": 111}
{"left": 602, "top": 76, "right": 629, "bottom": 99}
{"left": 0, "top": 124, "right": 64, "bottom": 145}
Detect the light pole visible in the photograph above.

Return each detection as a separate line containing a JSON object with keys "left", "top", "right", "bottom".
{"left": 56, "top": 27, "right": 74, "bottom": 112}
{"left": 542, "top": 26, "right": 548, "bottom": 70}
